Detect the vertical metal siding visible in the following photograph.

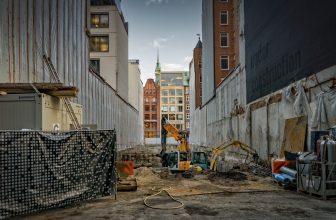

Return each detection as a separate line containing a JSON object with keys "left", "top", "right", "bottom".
{"left": 0, "top": 0, "right": 143, "bottom": 148}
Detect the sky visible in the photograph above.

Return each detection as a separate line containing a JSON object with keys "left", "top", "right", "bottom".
{"left": 121, "top": 0, "right": 202, "bottom": 83}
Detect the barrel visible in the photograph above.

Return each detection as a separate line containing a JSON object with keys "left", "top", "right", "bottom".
{"left": 280, "top": 166, "right": 297, "bottom": 178}
{"left": 327, "top": 140, "right": 336, "bottom": 162}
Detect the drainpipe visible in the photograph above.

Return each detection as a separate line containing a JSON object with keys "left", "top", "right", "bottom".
{"left": 266, "top": 97, "right": 270, "bottom": 161}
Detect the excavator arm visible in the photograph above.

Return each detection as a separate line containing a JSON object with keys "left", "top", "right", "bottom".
{"left": 163, "top": 122, "right": 191, "bottom": 156}
{"left": 210, "top": 140, "right": 259, "bottom": 171}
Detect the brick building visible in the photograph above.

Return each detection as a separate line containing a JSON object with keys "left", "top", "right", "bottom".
{"left": 214, "top": 0, "right": 240, "bottom": 87}
{"left": 143, "top": 79, "right": 160, "bottom": 138}
{"left": 193, "top": 38, "right": 202, "bottom": 108}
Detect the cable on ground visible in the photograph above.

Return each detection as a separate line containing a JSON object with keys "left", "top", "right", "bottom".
{"left": 143, "top": 186, "right": 184, "bottom": 210}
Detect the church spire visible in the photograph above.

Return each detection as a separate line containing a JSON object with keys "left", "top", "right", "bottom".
{"left": 155, "top": 49, "right": 161, "bottom": 72}
{"left": 155, "top": 49, "right": 161, "bottom": 85}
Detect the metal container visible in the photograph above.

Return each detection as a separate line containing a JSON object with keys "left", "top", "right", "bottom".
{"left": 280, "top": 166, "right": 297, "bottom": 178}
{"left": 331, "top": 126, "right": 336, "bottom": 140}
{"left": 327, "top": 140, "right": 336, "bottom": 163}
{"left": 320, "top": 140, "right": 328, "bottom": 162}
{"left": 311, "top": 130, "right": 329, "bottom": 152}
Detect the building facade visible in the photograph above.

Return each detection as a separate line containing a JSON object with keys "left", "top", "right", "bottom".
{"left": 201, "top": 0, "right": 240, "bottom": 104}
{"left": 214, "top": 0, "right": 239, "bottom": 86}
{"left": 90, "top": 0, "right": 129, "bottom": 101}
{"left": 143, "top": 79, "right": 160, "bottom": 138}
{"left": 184, "top": 81, "right": 190, "bottom": 133}
{"left": 128, "top": 59, "right": 141, "bottom": 111}
{"left": 193, "top": 38, "right": 203, "bottom": 108}
{"left": 159, "top": 71, "right": 189, "bottom": 135}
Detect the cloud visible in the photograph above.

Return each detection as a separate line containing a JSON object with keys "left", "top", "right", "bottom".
{"left": 146, "top": 0, "right": 186, "bottom": 5}
{"left": 145, "top": 0, "right": 164, "bottom": 6}
{"left": 162, "top": 63, "right": 188, "bottom": 71}
{"left": 152, "top": 35, "right": 175, "bottom": 48}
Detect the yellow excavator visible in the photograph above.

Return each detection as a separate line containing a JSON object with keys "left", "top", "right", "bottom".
{"left": 209, "top": 140, "right": 259, "bottom": 171}
{"left": 161, "top": 119, "right": 208, "bottom": 173}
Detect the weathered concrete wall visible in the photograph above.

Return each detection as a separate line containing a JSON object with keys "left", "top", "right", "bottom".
{"left": 190, "top": 0, "right": 336, "bottom": 159}
{"left": 190, "top": 65, "right": 336, "bottom": 160}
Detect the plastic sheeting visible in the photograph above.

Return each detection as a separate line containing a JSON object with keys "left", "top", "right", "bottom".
{"left": 311, "top": 88, "right": 336, "bottom": 130}
{"left": 0, "top": 130, "right": 117, "bottom": 219}
{"left": 293, "top": 83, "right": 311, "bottom": 117}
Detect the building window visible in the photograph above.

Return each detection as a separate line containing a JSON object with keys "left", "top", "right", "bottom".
{"left": 162, "top": 90, "right": 169, "bottom": 96}
{"left": 90, "top": 36, "right": 109, "bottom": 52}
{"left": 152, "top": 97, "right": 156, "bottom": 102}
{"left": 152, "top": 122, "right": 157, "bottom": 128}
{"left": 145, "top": 105, "right": 150, "bottom": 112}
{"left": 178, "top": 106, "right": 183, "bottom": 112}
{"left": 162, "top": 97, "right": 168, "bottom": 104}
{"left": 186, "top": 122, "right": 190, "bottom": 129}
{"left": 176, "top": 89, "right": 183, "bottom": 96}
{"left": 91, "top": 13, "right": 109, "bottom": 28}
{"left": 169, "top": 89, "right": 175, "bottom": 96}
{"left": 185, "top": 87, "right": 189, "bottom": 94}
{"left": 90, "top": 59, "right": 100, "bottom": 74}
{"left": 177, "top": 114, "right": 183, "bottom": 120}
{"left": 145, "top": 122, "right": 150, "bottom": 128}
{"left": 169, "top": 114, "right": 176, "bottom": 120}
{"left": 169, "top": 106, "right": 176, "bottom": 112}
{"left": 186, "top": 104, "right": 190, "bottom": 110}
{"left": 186, "top": 95, "right": 190, "bottom": 102}
{"left": 152, "top": 114, "right": 157, "bottom": 120}
{"left": 162, "top": 114, "right": 168, "bottom": 119}
{"left": 162, "top": 106, "right": 168, "bottom": 112}
{"left": 177, "top": 97, "right": 183, "bottom": 104}
{"left": 220, "top": 11, "right": 228, "bottom": 25}
{"left": 186, "top": 113, "right": 190, "bottom": 120}
{"left": 152, "top": 105, "right": 157, "bottom": 112}
{"left": 169, "top": 97, "right": 175, "bottom": 104}
{"left": 145, "top": 115, "right": 150, "bottom": 120}
{"left": 220, "top": 56, "right": 229, "bottom": 70}
{"left": 145, "top": 98, "right": 149, "bottom": 103}
{"left": 220, "top": 33, "right": 229, "bottom": 47}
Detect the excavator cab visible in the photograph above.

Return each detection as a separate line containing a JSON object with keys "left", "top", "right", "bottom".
{"left": 160, "top": 119, "right": 191, "bottom": 172}
{"left": 162, "top": 151, "right": 190, "bottom": 172}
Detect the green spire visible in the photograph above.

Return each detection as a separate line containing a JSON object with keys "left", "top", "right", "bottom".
{"left": 155, "top": 49, "right": 161, "bottom": 85}
{"left": 155, "top": 49, "right": 161, "bottom": 72}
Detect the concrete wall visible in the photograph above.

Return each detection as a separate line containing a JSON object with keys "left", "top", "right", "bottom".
{"left": 128, "top": 60, "right": 140, "bottom": 111}
{"left": 116, "top": 11, "right": 129, "bottom": 102}
{"left": 190, "top": 64, "right": 336, "bottom": 160}
{"left": 139, "top": 79, "right": 144, "bottom": 145}
{"left": 190, "top": 0, "right": 336, "bottom": 159}
{"left": 201, "top": 0, "right": 215, "bottom": 104}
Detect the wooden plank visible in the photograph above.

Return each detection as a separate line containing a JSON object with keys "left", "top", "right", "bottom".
{"left": 279, "top": 116, "right": 308, "bottom": 158}
{"left": 45, "top": 89, "right": 79, "bottom": 97}
{"left": 0, "top": 83, "right": 79, "bottom": 97}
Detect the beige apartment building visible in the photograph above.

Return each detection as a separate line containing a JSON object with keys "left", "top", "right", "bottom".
{"left": 159, "top": 71, "right": 189, "bottom": 134}
{"left": 89, "top": 1, "right": 129, "bottom": 101}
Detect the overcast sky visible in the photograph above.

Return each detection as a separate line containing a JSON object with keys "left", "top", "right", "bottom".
{"left": 121, "top": 0, "right": 202, "bottom": 83}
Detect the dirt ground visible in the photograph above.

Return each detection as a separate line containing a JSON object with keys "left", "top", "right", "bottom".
{"left": 15, "top": 165, "right": 336, "bottom": 220}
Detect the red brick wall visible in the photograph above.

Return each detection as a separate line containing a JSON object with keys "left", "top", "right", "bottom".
{"left": 214, "top": 0, "right": 239, "bottom": 87}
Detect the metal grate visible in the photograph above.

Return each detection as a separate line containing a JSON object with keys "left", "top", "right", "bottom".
{"left": 0, "top": 130, "right": 117, "bottom": 219}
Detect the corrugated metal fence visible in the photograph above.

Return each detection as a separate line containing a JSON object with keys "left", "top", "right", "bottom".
{"left": 0, "top": 0, "right": 143, "bottom": 148}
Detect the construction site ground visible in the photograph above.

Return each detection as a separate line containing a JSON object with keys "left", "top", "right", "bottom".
{"left": 16, "top": 146, "right": 336, "bottom": 220}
